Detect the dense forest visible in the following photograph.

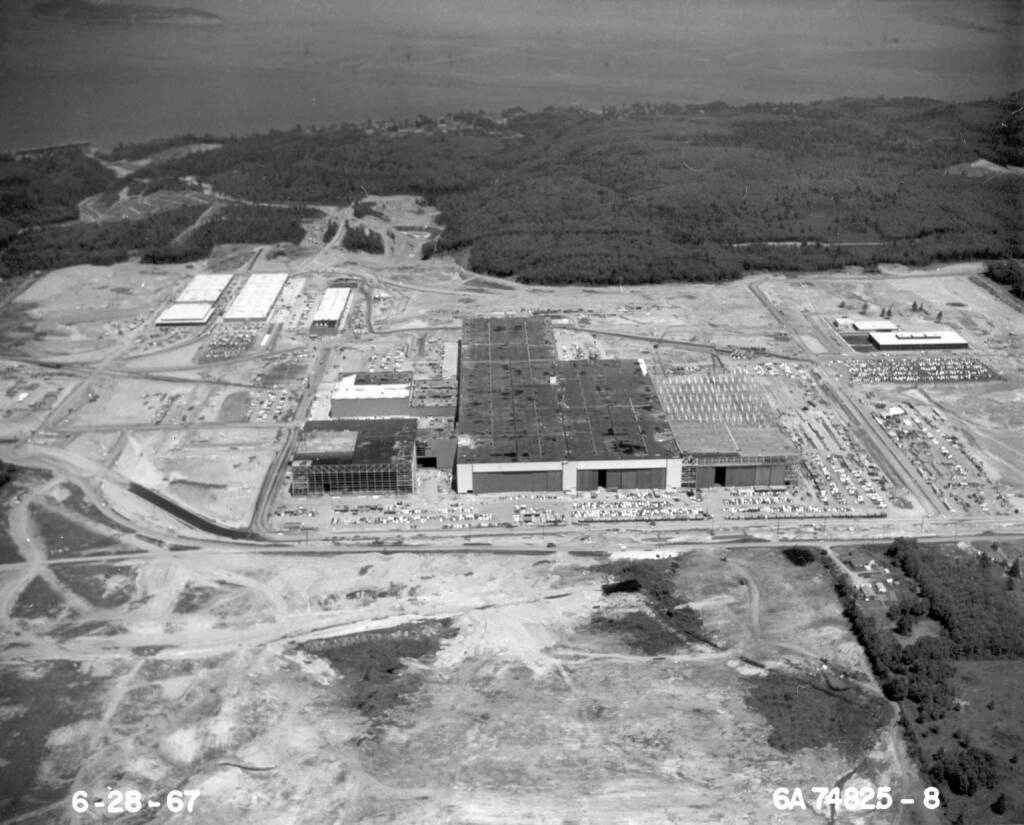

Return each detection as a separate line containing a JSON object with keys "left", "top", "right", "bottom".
{"left": 984, "top": 260, "right": 1024, "bottom": 300}
{"left": 340, "top": 222, "right": 384, "bottom": 254}
{"left": 821, "top": 539, "right": 1023, "bottom": 821}
{"left": 0, "top": 206, "right": 206, "bottom": 279}
{"left": 130, "top": 94, "right": 1023, "bottom": 284}
{"left": 141, "top": 204, "right": 316, "bottom": 264}
{"left": 0, "top": 150, "right": 113, "bottom": 240}
{"left": 102, "top": 134, "right": 223, "bottom": 162}
{"left": 1, "top": 93, "right": 1021, "bottom": 285}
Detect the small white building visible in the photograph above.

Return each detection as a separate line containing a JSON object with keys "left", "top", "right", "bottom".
{"left": 156, "top": 302, "right": 215, "bottom": 326}
{"left": 852, "top": 319, "right": 898, "bottom": 332}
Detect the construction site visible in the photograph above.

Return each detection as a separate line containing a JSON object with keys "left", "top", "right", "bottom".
{"left": 1, "top": 188, "right": 1022, "bottom": 825}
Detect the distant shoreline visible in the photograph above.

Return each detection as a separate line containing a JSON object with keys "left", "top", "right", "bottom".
{"left": 32, "top": 0, "right": 224, "bottom": 26}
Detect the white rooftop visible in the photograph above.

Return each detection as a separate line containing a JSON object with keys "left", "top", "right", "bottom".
{"left": 870, "top": 330, "right": 968, "bottom": 348}
{"left": 312, "top": 287, "right": 351, "bottom": 324}
{"left": 331, "top": 373, "right": 410, "bottom": 400}
{"left": 852, "top": 319, "right": 897, "bottom": 332}
{"left": 156, "top": 302, "right": 214, "bottom": 325}
{"left": 177, "top": 273, "right": 233, "bottom": 304}
{"left": 223, "top": 272, "right": 288, "bottom": 321}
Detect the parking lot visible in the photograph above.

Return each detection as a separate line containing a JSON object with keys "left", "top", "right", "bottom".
{"left": 873, "top": 402, "right": 1016, "bottom": 516}
{"left": 841, "top": 356, "right": 1000, "bottom": 384}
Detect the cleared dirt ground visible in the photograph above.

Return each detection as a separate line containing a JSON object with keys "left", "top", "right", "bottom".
{"left": 1, "top": 468, "right": 927, "bottom": 825}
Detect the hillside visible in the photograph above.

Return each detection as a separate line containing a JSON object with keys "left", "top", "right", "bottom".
{"left": 132, "top": 94, "right": 1024, "bottom": 284}
{"left": 2, "top": 94, "right": 1021, "bottom": 285}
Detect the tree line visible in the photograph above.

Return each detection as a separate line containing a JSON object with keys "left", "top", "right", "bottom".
{"left": 818, "top": 539, "right": 1021, "bottom": 816}
{"left": 125, "top": 93, "right": 1022, "bottom": 285}
{"left": 0, "top": 206, "right": 206, "bottom": 279}
{"left": 141, "top": 204, "right": 316, "bottom": 264}
{"left": 0, "top": 150, "right": 114, "bottom": 240}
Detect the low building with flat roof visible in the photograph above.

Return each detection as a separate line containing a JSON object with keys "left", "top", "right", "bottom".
{"left": 852, "top": 319, "right": 897, "bottom": 332}
{"left": 310, "top": 287, "right": 351, "bottom": 335}
{"left": 177, "top": 273, "right": 233, "bottom": 304}
{"left": 156, "top": 302, "right": 215, "bottom": 326}
{"left": 869, "top": 330, "right": 968, "bottom": 350}
{"left": 329, "top": 373, "right": 458, "bottom": 419}
{"left": 223, "top": 272, "right": 288, "bottom": 321}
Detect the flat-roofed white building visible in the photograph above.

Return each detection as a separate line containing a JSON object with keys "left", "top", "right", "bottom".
{"left": 869, "top": 330, "right": 968, "bottom": 350}
{"left": 156, "top": 303, "right": 215, "bottom": 326}
{"left": 852, "top": 319, "right": 898, "bottom": 332}
{"left": 223, "top": 272, "right": 289, "bottom": 321}
{"left": 177, "top": 273, "right": 234, "bottom": 304}
{"left": 310, "top": 287, "right": 351, "bottom": 334}
{"left": 332, "top": 373, "right": 410, "bottom": 400}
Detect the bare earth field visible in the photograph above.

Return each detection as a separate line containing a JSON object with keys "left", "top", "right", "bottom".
{"left": 1, "top": 510, "right": 922, "bottom": 824}
{"left": 0, "top": 265, "right": 186, "bottom": 362}
{"left": 111, "top": 429, "right": 283, "bottom": 527}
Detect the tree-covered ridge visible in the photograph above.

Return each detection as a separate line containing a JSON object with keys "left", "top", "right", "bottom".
{"left": 0, "top": 151, "right": 114, "bottom": 239}
{"left": 141, "top": 204, "right": 317, "bottom": 264}
{"left": 134, "top": 94, "right": 1023, "bottom": 284}
{"left": 0, "top": 206, "right": 206, "bottom": 279}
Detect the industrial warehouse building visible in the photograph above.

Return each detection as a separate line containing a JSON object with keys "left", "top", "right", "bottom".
{"left": 176, "top": 273, "right": 234, "bottom": 303}
{"left": 455, "top": 317, "right": 683, "bottom": 493}
{"left": 453, "top": 316, "right": 797, "bottom": 494}
{"left": 156, "top": 272, "right": 234, "bottom": 326}
{"left": 309, "top": 287, "right": 351, "bottom": 335}
{"left": 869, "top": 330, "right": 968, "bottom": 350}
{"left": 223, "top": 272, "right": 288, "bottom": 321}
{"left": 329, "top": 372, "right": 458, "bottom": 419}
{"left": 652, "top": 369, "right": 797, "bottom": 488}
{"left": 155, "top": 302, "right": 215, "bottom": 326}
{"left": 289, "top": 418, "right": 417, "bottom": 495}
{"left": 852, "top": 319, "right": 898, "bottom": 332}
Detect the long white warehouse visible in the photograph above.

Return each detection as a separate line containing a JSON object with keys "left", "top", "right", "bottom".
{"left": 223, "top": 273, "right": 289, "bottom": 321}
{"left": 156, "top": 303, "right": 215, "bottom": 326}
{"left": 310, "top": 287, "right": 351, "bottom": 334}
{"left": 869, "top": 330, "right": 968, "bottom": 350}
{"left": 177, "top": 273, "right": 234, "bottom": 304}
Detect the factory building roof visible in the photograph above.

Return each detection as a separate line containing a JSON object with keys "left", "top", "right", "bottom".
{"left": 294, "top": 418, "right": 417, "bottom": 464}
{"left": 457, "top": 316, "right": 678, "bottom": 463}
{"left": 312, "top": 288, "right": 351, "bottom": 324}
{"left": 155, "top": 302, "right": 215, "bottom": 325}
{"left": 331, "top": 373, "right": 410, "bottom": 400}
{"left": 223, "top": 272, "right": 288, "bottom": 320}
{"left": 176, "top": 273, "right": 233, "bottom": 304}
{"left": 869, "top": 330, "right": 968, "bottom": 348}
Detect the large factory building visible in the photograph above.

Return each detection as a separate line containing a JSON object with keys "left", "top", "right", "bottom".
{"left": 289, "top": 418, "right": 416, "bottom": 495}
{"left": 455, "top": 317, "right": 682, "bottom": 493}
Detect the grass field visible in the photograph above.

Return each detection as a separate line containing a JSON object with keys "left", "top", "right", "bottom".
{"left": 908, "top": 660, "right": 1024, "bottom": 823}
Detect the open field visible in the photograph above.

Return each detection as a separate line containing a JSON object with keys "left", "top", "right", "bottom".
{"left": 111, "top": 429, "right": 284, "bottom": 527}
{"left": 0, "top": 264, "right": 187, "bottom": 361}
{"left": 0, "top": 526, "right": 925, "bottom": 824}
{"left": 78, "top": 188, "right": 216, "bottom": 223}
{"left": 0, "top": 360, "right": 80, "bottom": 440}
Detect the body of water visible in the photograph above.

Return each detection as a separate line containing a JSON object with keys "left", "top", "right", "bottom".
{"left": 0, "top": 0, "right": 1021, "bottom": 152}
